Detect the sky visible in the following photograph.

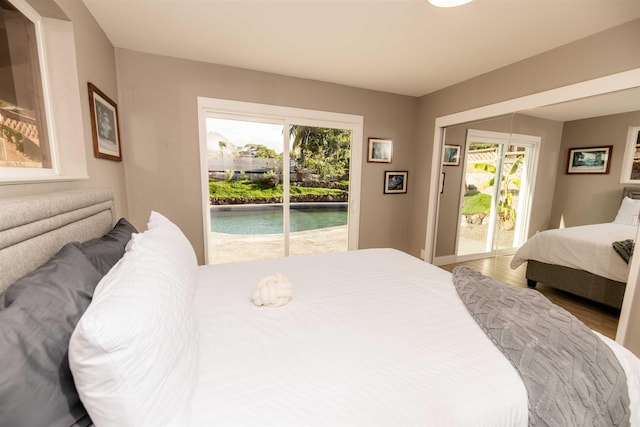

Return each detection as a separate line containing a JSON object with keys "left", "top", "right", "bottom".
{"left": 206, "top": 117, "right": 285, "bottom": 152}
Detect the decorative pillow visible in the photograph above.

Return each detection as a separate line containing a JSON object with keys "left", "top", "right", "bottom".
{"left": 614, "top": 196, "right": 640, "bottom": 225}
{"left": 69, "top": 223, "right": 199, "bottom": 427}
{"left": 613, "top": 239, "right": 635, "bottom": 264}
{"left": 127, "top": 211, "right": 198, "bottom": 294}
{"left": 78, "top": 217, "right": 137, "bottom": 275}
{"left": 0, "top": 243, "right": 103, "bottom": 427}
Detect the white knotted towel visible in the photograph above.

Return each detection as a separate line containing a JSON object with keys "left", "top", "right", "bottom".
{"left": 252, "top": 273, "right": 293, "bottom": 307}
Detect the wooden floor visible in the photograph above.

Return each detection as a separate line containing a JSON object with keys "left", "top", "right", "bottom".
{"left": 440, "top": 255, "right": 620, "bottom": 339}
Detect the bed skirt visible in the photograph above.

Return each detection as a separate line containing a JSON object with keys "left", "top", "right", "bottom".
{"left": 526, "top": 260, "right": 626, "bottom": 309}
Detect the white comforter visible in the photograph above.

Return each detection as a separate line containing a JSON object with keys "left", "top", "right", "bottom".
{"left": 510, "top": 222, "right": 636, "bottom": 282}
{"left": 187, "top": 248, "right": 640, "bottom": 426}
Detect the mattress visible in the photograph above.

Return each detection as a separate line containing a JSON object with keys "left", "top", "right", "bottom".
{"left": 510, "top": 222, "right": 636, "bottom": 282}
{"left": 190, "top": 248, "right": 528, "bottom": 426}
{"left": 190, "top": 248, "right": 640, "bottom": 426}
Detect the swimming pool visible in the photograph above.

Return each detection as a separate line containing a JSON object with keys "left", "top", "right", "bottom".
{"left": 210, "top": 204, "right": 347, "bottom": 235}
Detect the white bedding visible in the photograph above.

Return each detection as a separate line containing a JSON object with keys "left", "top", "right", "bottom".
{"left": 510, "top": 222, "right": 636, "bottom": 282}
{"left": 188, "top": 248, "right": 640, "bottom": 426}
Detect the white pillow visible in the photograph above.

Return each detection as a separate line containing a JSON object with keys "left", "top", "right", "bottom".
{"left": 69, "top": 228, "right": 198, "bottom": 427}
{"left": 614, "top": 196, "right": 640, "bottom": 225}
{"left": 128, "top": 211, "right": 198, "bottom": 295}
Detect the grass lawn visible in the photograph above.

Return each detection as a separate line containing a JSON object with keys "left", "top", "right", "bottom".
{"left": 462, "top": 193, "right": 492, "bottom": 215}
{"left": 210, "top": 180, "right": 345, "bottom": 200}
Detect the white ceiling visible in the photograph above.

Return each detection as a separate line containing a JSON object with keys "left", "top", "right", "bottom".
{"left": 82, "top": 0, "right": 640, "bottom": 98}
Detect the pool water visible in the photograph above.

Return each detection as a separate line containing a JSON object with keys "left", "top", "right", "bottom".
{"left": 211, "top": 207, "right": 347, "bottom": 235}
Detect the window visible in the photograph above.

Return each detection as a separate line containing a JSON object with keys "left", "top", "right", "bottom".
{"left": 0, "top": 0, "right": 87, "bottom": 183}
{"left": 197, "top": 97, "right": 363, "bottom": 264}
{"left": 0, "top": 0, "right": 51, "bottom": 170}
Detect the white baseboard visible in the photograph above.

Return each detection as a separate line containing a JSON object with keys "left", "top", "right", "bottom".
{"left": 433, "top": 249, "right": 518, "bottom": 266}
{"left": 433, "top": 255, "right": 457, "bottom": 266}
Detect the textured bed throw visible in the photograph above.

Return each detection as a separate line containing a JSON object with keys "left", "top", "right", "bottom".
{"left": 452, "top": 266, "right": 630, "bottom": 427}
{"left": 613, "top": 239, "right": 635, "bottom": 264}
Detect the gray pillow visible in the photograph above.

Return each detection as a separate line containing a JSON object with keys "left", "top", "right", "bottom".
{"left": 0, "top": 243, "right": 102, "bottom": 427}
{"left": 78, "top": 217, "right": 137, "bottom": 275}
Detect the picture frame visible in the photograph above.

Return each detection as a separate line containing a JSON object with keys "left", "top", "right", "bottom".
{"left": 442, "top": 144, "right": 461, "bottom": 166}
{"left": 368, "top": 138, "right": 393, "bottom": 163}
{"left": 88, "top": 82, "right": 122, "bottom": 161}
{"left": 619, "top": 126, "right": 640, "bottom": 183}
{"left": 566, "top": 145, "right": 612, "bottom": 174}
{"left": 384, "top": 171, "right": 408, "bottom": 194}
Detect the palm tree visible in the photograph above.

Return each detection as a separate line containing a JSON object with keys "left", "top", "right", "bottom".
{"left": 289, "top": 126, "right": 316, "bottom": 166}
{"left": 289, "top": 125, "right": 351, "bottom": 179}
{"left": 474, "top": 155, "right": 523, "bottom": 229}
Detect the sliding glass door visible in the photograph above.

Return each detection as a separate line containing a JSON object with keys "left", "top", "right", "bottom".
{"left": 207, "top": 117, "right": 285, "bottom": 263}
{"left": 456, "top": 130, "right": 538, "bottom": 259}
{"left": 287, "top": 125, "right": 351, "bottom": 257}
{"left": 200, "top": 102, "right": 360, "bottom": 265}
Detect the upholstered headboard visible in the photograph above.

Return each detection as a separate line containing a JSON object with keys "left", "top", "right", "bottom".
{"left": 623, "top": 186, "right": 640, "bottom": 200}
{"left": 0, "top": 189, "right": 115, "bottom": 292}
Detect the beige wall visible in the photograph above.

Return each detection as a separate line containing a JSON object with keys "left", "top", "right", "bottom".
{"left": 0, "top": 2, "right": 638, "bottom": 354}
{"left": 416, "top": 19, "right": 640, "bottom": 356}
{"left": 115, "top": 49, "right": 418, "bottom": 264}
{"left": 0, "top": 0, "right": 128, "bottom": 219}
{"left": 2, "top": 6, "right": 636, "bottom": 263}
{"left": 550, "top": 110, "right": 640, "bottom": 227}
{"left": 413, "top": 18, "right": 640, "bottom": 258}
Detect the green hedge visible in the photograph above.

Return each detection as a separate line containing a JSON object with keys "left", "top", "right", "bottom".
{"left": 209, "top": 180, "right": 345, "bottom": 199}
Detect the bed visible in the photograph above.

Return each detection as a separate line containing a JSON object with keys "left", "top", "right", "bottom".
{"left": 1, "top": 189, "right": 639, "bottom": 427}
{"left": 510, "top": 187, "right": 640, "bottom": 309}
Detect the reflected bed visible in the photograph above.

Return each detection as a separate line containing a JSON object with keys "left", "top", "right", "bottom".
{"left": 511, "top": 187, "right": 640, "bottom": 309}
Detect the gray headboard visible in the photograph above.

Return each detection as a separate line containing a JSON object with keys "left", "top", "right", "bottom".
{"left": 623, "top": 186, "right": 640, "bottom": 200}
{"left": 0, "top": 189, "right": 115, "bottom": 292}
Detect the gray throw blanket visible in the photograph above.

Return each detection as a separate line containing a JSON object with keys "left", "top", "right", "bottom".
{"left": 452, "top": 266, "right": 630, "bottom": 427}
{"left": 613, "top": 239, "right": 635, "bottom": 264}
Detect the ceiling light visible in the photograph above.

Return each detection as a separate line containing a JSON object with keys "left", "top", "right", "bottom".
{"left": 428, "top": 0, "right": 473, "bottom": 7}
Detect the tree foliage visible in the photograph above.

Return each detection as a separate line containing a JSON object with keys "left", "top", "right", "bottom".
{"left": 240, "top": 144, "right": 280, "bottom": 159}
{"left": 473, "top": 156, "right": 523, "bottom": 225}
{"left": 289, "top": 125, "right": 351, "bottom": 179}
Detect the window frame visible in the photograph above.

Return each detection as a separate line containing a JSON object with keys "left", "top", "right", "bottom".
{"left": 0, "top": 0, "right": 87, "bottom": 184}
{"left": 197, "top": 97, "right": 363, "bottom": 263}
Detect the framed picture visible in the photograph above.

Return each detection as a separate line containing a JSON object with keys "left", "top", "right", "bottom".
{"left": 88, "top": 82, "right": 122, "bottom": 161}
{"left": 620, "top": 126, "right": 640, "bottom": 183}
{"left": 368, "top": 138, "right": 393, "bottom": 163}
{"left": 566, "top": 145, "right": 612, "bottom": 174}
{"left": 384, "top": 171, "right": 408, "bottom": 194}
{"left": 442, "top": 144, "right": 461, "bottom": 166}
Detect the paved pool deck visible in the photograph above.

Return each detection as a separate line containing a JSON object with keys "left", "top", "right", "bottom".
{"left": 207, "top": 225, "right": 348, "bottom": 264}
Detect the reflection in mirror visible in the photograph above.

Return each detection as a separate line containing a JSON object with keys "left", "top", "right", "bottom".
{"left": 519, "top": 88, "right": 640, "bottom": 230}
{"left": 437, "top": 87, "right": 640, "bottom": 339}
{"left": 435, "top": 113, "right": 516, "bottom": 262}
